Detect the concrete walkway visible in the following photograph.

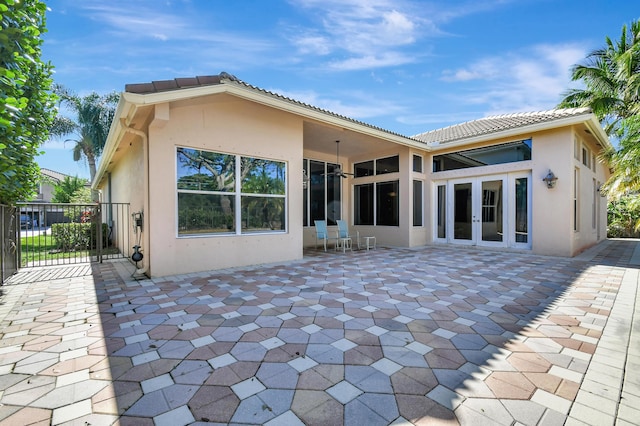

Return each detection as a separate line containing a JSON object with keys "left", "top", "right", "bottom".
{"left": 0, "top": 240, "right": 638, "bottom": 425}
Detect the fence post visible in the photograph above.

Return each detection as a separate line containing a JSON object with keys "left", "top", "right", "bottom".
{"left": 96, "top": 203, "right": 103, "bottom": 263}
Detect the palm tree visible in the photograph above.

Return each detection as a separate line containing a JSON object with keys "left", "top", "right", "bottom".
{"left": 51, "top": 85, "right": 119, "bottom": 200}
{"left": 558, "top": 20, "right": 640, "bottom": 135}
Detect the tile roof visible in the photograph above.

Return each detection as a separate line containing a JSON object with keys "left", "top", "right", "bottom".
{"left": 124, "top": 73, "right": 599, "bottom": 148}
{"left": 40, "top": 168, "right": 71, "bottom": 182}
{"left": 412, "top": 108, "right": 593, "bottom": 145}
{"left": 124, "top": 72, "right": 415, "bottom": 142}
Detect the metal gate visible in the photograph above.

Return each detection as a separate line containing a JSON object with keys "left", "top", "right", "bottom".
{"left": 16, "top": 202, "right": 131, "bottom": 268}
{"left": 1, "top": 204, "right": 18, "bottom": 283}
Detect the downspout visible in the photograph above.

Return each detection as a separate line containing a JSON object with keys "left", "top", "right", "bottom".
{"left": 120, "top": 118, "right": 150, "bottom": 278}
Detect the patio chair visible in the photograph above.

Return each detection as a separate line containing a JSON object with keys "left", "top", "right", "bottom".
{"left": 336, "top": 220, "right": 354, "bottom": 252}
{"left": 314, "top": 220, "right": 336, "bottom": 251}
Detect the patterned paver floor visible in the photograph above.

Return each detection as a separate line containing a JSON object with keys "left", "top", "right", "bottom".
{"left": 0, "top": 240, "right": 639, "bottom": 425}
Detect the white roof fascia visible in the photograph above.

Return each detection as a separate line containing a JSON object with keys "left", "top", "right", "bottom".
{"left": 585, "top": 116, "right": 613, "bottom": 150}
{"left": 427, "top": 113, "right": 609, "bottom": 151}
{"left": 92, "top": 97, "right": 135, "bottom": 190}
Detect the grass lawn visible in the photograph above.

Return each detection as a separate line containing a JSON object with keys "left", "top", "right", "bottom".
{"left": 20, "top": 234, "right": 120, "bottom": 266}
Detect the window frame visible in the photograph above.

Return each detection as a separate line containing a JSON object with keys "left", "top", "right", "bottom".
{"left": 354, "top": 180, "right": 400, "bottom": 226}
{"left": 354, "top": 155, "right": 400, "bottom": 178}
{"left": 176, "top": 146, "right": 287, "bottom": 237}
{"left": 303, "top": 158, "right": 342, "bottom": 226}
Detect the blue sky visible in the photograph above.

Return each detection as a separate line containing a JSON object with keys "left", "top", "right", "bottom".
{"left": 39, "top": 0, "right": 638, "bottom": 179}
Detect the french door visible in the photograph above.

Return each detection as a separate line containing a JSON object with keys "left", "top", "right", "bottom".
{"left": 434, "top": 172, "right": 531, "bottom": 249}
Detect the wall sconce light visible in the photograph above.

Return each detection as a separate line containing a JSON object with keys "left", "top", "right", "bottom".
{"left": 303, "top": 169, "right": 310, "bottom": 190}
{"left": 542, "top": 170, "right": 558, "bottom": 189}
{"left": 597, "top": 184, "right": 607, "bottom": 197}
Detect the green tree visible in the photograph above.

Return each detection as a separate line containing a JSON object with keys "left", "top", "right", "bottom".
{"left": 0, "top": 0, "right": 57, "bottom": 204}
{"left": 51, "top": 86, "right": 119, "bottom": 200}
{"left": 51, "top": 175, "right": 90, "bottom": 203}
{"left": 558, "top": 20, "right": 640, "bottom": 135}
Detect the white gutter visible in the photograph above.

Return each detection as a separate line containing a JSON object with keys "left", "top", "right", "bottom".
{"left": 92, "top": 96, "right": 134, "bottom": 190}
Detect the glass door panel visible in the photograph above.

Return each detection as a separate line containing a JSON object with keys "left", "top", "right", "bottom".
{"left": 453, "top": 182, "right": 473, "bottom": 240}
{"left": 481, "top": 180, "right": 503, "bottom": 242}
{"left": 515, "top": 177, "right": 529, "bottom": 243}
{"left": 436, "top": 184, "right": 446, "bottom": 239}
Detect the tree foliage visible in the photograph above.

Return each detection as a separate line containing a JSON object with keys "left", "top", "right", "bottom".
{"left": 0, "top": 0, "right": 57, "bottom": 204}
{"left": 559, "top": 20, "right": 640, "bottom": 135}
{"left": 559, "top": 18, "right": 640, "bottom": 237}
{"left": 51, "top": 175, "right": 91, "bottom": 203}
{"left": 50, "top": 85, "right": 119, "bottom": 199}
{"left": 608, "top": 195, "right": 640, "bottom": 238}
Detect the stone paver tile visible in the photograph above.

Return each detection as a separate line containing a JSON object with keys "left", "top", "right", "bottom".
{"left": 264, "top": 410, "right": 306, "bottom": 426}
{"left": 51, "top": 398, "right": 92, "bottom": 424}
{"left": 291, "top": 389, "right": 343, "bottom": 426}
{"left": 231, "top": 389, "right": 294, "bottom": 424}
{"left": 231, "top": 376, "right": 267, "bottom": 399}
{"left": 507, "top": 352, "right": 551, "bottom": 372}
{"left": 326, "top": 380, "right": 363, "bottom": 404}
{"left": 485, "top": 371, "right": 535, "bottom": 399}
{"left": 426, "top": 384, "right": 465, "bottom": 410}
{"left": 153, "top": 405, "right": 195, "bottom": 426}
{"left": 188, "top": 385, "right": 239, "bottom": 423}
{"left": 459, "top": 398, "right": 514, "bottom": 425}
{"left": 396, "top": 393, "right": 458, "bottom": 425}
{"left": 531, "top": 389, "right": 572, "bottom": 414}
{"left": 502, "top": 399, "right": 547, "bottom": 425}
{"left": 0, "top": 406, "right": 51, "bottom": 425}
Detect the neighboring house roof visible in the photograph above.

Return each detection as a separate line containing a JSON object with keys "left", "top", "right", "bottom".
{"left": 40, "top": 168, "right": 71, "bottom": 183}
{"left": 413, "top": 108, "right": 611, "bottom": 149}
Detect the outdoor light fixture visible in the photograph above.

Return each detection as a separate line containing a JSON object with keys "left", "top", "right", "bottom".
{"left": 597, "top": 184, "right": 607, "bottom": 197}
{"left": 542, "top": 170, "right": 558, "bottom": 189}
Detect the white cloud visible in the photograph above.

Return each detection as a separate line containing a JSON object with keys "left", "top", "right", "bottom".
{"left": 273, "top": 87, "right": 404, "bottom": 119}
{"left": 439, "top": 43, "right": 588, "bottom": 113}
{"left": 286, "top": 0, "right": 423, "bottom": 69}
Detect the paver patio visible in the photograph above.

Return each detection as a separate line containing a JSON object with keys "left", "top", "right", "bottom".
{"left": 0, "top": 240, "right": 639, "bottom": 425}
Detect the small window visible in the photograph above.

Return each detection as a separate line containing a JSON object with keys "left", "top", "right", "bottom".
{"left": 591, "top": 153, "right": 596, "bottom": 172}
{"left": 574, "top": 136, "right": 581, "bottom": 160}
{"left": 413, "top": 155, "right": 423, "bottom": 173}
{"left": 582, "top": 146, "right": 590, "bottom": 168}
{"left": 376, "top": 156, "right": 399, "bottom": 175}
{"left": 354, "top": 160, "right": 374, "bottom": 178}
{"left": 413, "top": 180, "right": 423, "bottom": 226}
{"left": 574, "top": 168, "right": 579, "bottom": 232}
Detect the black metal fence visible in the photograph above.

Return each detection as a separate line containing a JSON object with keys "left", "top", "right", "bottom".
{"left": 1, "top": 204, "right": 18, "bottom": 284}
{"left": 16, "top": 202, "right": 131, "bottom": 268}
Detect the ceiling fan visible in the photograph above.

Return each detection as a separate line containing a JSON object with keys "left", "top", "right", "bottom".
{"left": 325, "top": 140, "right": 353, "bottom": 178}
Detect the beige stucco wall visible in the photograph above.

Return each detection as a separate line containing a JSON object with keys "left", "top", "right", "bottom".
{"left": 146, "top": 95, "right": 304, "bottom": 277}
{"left": 426, "top": 126, "right": 609, "bottom": 257}
{"left": 99, "top": 134, "right": 146, "bottom": 260}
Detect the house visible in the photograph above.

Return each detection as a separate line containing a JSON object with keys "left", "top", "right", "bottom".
{"left": 36, "top": 168, "right": 69, "bottom": 203}
{"left": 19, "top": 168, "right": 84, "bottom": 228}
{"left": 93, "top": 72, "right": 611, "bottom": 278}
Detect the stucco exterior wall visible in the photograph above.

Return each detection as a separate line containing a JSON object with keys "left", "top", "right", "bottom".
{"left": 146, "top": 95, "right": 304, "bottom": 277}
{"left": 99, "top": 134, "right": 146, "bottom": 261}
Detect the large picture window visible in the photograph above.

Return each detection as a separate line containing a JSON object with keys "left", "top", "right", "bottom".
{"left": 354, "top": 181, "right": 399, "bottom": 226}
{"left": 177, "top": 147, "right": 286, "bottom": 236}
